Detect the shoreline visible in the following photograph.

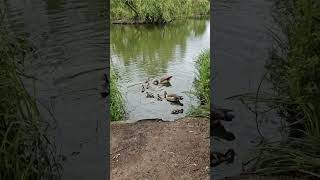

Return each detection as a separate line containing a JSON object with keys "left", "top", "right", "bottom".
{"left": 111, "top": 15, "right": 209, "bottom": 25}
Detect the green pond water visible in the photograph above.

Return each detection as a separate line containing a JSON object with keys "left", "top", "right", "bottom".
{"left": 111, "top": 19, "right": 210, "bottom": 121}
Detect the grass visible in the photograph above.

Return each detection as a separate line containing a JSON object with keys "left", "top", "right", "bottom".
{"left": 0, "top": 11, "right": 60, "bottom": 179}
{"left": 110, "top": 68, "right": 125, "bottom": 121}
{"left": 188, "top": 49, "right": 210, "bottom": 118}
{"left": 111, "top": 0, "right": 209, "bottom": 23}
{"left": 231, "top": 0, "right": 320, "bottom": 178}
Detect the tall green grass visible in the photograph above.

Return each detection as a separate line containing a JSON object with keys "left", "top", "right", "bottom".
{"left": 0, "top": 13, "right": 60, "bottom": 179}
{"left": 110, "top": 68, "right": 125, "bottom": 121}
{"left": 235, "top": 0, "right": 320, "bottom": 178}
{"left": 111, "top": 0, "right": 209, "bottom": 23}
{"left": 188, "top": 49, "right": 210, "bottom": 118}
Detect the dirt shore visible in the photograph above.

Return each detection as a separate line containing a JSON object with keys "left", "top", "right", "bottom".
{"left": 111, "top": 117, "right": 210, "bottom": 180}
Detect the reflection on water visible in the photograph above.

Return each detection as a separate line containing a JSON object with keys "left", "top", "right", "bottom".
{"left": 5, "top": 0, "right": 108, "bottom": 179}
{"left": 111, "top": 19, "right": 210, "bottom": 121}
{"left": 212, "top": 0, "right": 281, "bottom": 179}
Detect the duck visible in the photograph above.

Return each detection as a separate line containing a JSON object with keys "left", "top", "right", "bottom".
{"left": 171, "top": 109, "right": 184, "bottom": 114}
{"left": 153, "top": 75, "right": 173, "bottom": 85}
{"left": 141, "top": 85, "right": 145, "bottom": 93}
{"left": 171, "top": 109, "right": 180, "bottom": 114}
{"left": 146, "top": 92, "right": 154, "bottom": 98}
{"left": 212, "top": 107, "right": 234, "bottom": 121}
{"left": 210, "top": 149, "right": 235, "bottom": 167}
{"left": 164, "top": 91, "right": 183, "bottom": 102}
{"left": 146, "top": 82, "right": 150, "bottom": 89}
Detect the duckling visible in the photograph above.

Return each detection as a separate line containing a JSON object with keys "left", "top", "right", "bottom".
{"left": 164, "top": 91, "right": 183, "bottom": 102}
{"left": 146, "top": 92, "right": 154, "bottom": 98}
{"left": 212, "top": 107, "right": 234, "bottom": 121}
{"left": 171, "top": 108, "right": 184, "bottom": 114}
{"left": 210, "top": 149, "right": 235, "bottom": 167}
{"left": 157, "top": 94, "right": 162, "bottom": 101}
{"left": 141, "top": 85, "right": 145, "bottom": 93}
{"left": 171, "top": 109, "right": 180, "bottom": 114}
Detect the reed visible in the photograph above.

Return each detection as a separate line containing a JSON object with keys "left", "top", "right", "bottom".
{"left": 188, "top": 49, "right": 210, "bottom": 118}
{"left": 231, "top": 0, "right": 320, "bottom": 178}
{"left": 110, "top": 68, "right": 125, "bottom": 121}
{"left": 0, "top": 13, "right": 60, "bottom": 179}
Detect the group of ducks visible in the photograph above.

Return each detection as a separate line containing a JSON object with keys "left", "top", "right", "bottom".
{"left": 211, "top": 107, "right": 236, "bottom": 167}
{"left": 141, "top": 75, "right": 184, "bottom": 114}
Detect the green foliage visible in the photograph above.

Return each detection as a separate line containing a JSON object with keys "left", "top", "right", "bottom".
{"left": 110, "top": 68, "right": 125, "bottom": 121}
{"left": 235, "top": 0, "right": 320, "bottom": 178}
{"left": 191, "top": 0, "right": 210, "bottom": 16}
{"left": 188, "top": 50, "right": 210, "bottom": 117}
{"left": 254, "top": 133, "right": 320, "bottom": 178}
{"left": 0, "top": 17, "right": 60, "bottom": 179}
{"left": 194, "top": 49, "right": 210, "bottom": 105}
{"left": 110, "top": 0, "right": 209, "bottom": 23}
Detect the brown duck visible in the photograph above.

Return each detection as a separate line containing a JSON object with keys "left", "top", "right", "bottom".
{"left": 164, "top": 91, "right": 183, "bottom": 102}
{"left": 153, "top": 75, "right": 173, "bottom": 85}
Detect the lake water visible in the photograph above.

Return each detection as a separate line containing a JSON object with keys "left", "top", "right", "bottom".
{"left": 5, "top": 0, "right": 108, "bottom": 179}
{"left": 212, "top": 0, "right": 282, "bottom": 179}
{"left": 111, "top": 19, "right": 210, "bottom": 121}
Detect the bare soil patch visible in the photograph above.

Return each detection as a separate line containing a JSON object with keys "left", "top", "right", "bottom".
{"left": 111, "top": 117, "right": 210, "bottom": 180}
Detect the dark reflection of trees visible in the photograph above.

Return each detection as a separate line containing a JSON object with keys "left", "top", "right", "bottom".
{"left": 110, "top": 19, "right": 208, "bottom": 76}
{"left": 190, "top": 20, "right": 207, "bottom": 37}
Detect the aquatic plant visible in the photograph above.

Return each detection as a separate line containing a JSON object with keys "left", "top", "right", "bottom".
{"left": 111, "top": 0, "right": 209, "bottom": 23}
{"left": 188, "top": 49, "right": 210, "bottom": 117}
{"left": 110, "top": 68, "right": 125, "bottom": 121}
{"left": 0, "top": 13, "right": 60, "bottom": 179}
{"left": 232, "top": 0, "right": 320, "bottom": 178}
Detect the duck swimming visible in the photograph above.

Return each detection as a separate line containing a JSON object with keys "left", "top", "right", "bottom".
{"left": 164, "top": 91, "right": 183, "bottom": 102}
{"left": 153, "top": 75, "right": 173, "bottom": 85}
{"left": 171, "top": 109, "right": 184, "bottom": 114}
{"left": 141, "top": 85, "right": 145, "bottom": 93}
{"left": 146, "top": 92, "right": 154, "bottom": 98}
{"left": 210, "top": 149, "right": 235, "bottom": 167}
{"left": 212, "top": 107, "right": 234, "bottom": 121}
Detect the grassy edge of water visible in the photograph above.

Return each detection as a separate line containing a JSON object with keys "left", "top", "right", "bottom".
{"left": 110, "top": 68, "right": 125, "bottom": 121}
{"left": 188, "top": 49, "right": 210, "bottom": 118}
{"left": 110, "top": 0, "right": 210, "bottom": 24}
{"left": 0, "top": 13, "right": 60, "bottom": 179}
{"left": 231, "top": 0, "right": 320, "bottom": 178}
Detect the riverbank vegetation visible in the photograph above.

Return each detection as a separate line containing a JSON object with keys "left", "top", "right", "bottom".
{"left": 0, "top": 15, "right": 60, "bottom": 179}
{"left": 111, "top": 0, "right": 209, "bottom": 24}
{"left": 189, "top": 50, "right": 210, "bottom": 118}
{"left": 240, "top": 0, "right": 320, "bottom": 178}
{"left": 110, "top": 68, "right": 125, "bottom": 121}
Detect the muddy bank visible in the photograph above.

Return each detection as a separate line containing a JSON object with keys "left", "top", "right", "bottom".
{"left": 111, "top": 117, "right": 209, "bottom": 180}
